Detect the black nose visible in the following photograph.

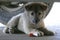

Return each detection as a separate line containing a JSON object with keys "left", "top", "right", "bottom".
{"left": 33, "top": 19, "right": 40, "bottom": 24}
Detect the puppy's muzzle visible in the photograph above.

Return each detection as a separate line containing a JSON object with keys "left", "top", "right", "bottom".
{"left": 33, "top": 18, "right": 40, "bottom": 24}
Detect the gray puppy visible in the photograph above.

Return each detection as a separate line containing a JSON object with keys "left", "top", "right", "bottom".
{"left": 3, "top": 2, "right": 54, "bottom": 37}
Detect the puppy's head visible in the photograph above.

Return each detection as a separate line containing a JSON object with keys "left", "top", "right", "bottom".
{"left": 24, "top": 2, "right": 48, "bottom": 24}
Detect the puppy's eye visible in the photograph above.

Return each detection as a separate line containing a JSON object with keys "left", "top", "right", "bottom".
{"left": 31, "top": 12, "right": 34, "bottom": 15}
{"left": 38, "top": 13, "right": 41, "bottom": 15}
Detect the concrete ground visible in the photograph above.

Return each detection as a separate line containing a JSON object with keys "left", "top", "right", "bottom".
{"left": 0, "top": 26, "right": 60, "bottom": 40}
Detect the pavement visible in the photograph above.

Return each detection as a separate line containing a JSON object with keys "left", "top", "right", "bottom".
{"left": 0, "top": 26, "right": 60, "bottom": 40}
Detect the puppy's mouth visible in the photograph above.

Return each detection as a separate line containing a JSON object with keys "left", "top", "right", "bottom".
{"left": 30, "top": 20, "right": 40, "bottom": 28}
{"left": 32, "top": 21, "right": 40, "bottom": 28}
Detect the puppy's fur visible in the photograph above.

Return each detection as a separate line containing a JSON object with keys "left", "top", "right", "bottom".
{"left": 3, "top": 2, "right": 54, "bottom": 37}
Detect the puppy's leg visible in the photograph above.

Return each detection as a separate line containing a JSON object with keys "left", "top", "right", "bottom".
{"left": 22, "top": 24, "right": 44, "bottom": 37}
{"left": 3, "top": 14, "right": 21, "bottom": 34}
{"left": 29, "top": 29, "right": 44, "bottom": 37}
{"left": 37, "top": 21, "right": 54, "bottom": 36}
{"left": 3, "top": 26, "right": 9, "bottom": 34}
{"left": 37, "top": 27, "right": 54, "bottom": 36}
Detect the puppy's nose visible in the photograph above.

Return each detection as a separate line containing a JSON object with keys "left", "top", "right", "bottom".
{"left": 33, "top": 19, "right": 39, "bottom": 24}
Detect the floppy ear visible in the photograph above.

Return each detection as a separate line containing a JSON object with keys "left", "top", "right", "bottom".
{"left": 25, "top": 2, "right": 48, "bottom": 11}
{"left": 44, "top": 2, "right": 53, "bottom": 18}
{"left": 40, "top": 4, "right": 47, "bottom": 11}
{"left": 39, "top": 2, "right": 49, "bottom": 11}
{"left": 25, "top": 4, "right": 33, "bottom": 11}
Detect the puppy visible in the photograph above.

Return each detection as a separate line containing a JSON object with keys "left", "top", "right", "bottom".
{"left": 3, "top": 2, "right": 54, "bottom": 37}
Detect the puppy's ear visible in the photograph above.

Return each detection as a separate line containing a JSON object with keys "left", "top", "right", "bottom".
{"left": 25, "top": 4, "right": 32, "bottom": 11}
{"left": 24, "top": 2, "right": 48, "bottom": 11}
{"left": 25, "top": 4, "right": 47, "bottom": 11}
{"left": 40, "top": 4, "right": 47, "bottom": 11}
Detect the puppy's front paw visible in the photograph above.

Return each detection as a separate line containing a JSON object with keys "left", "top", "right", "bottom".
{"left": 3, "top": 27, "right": 14, "bottom": 34}
{"left": 9, "top": 28, "right": 15, "bottom": 34}
{"left": 3, "top": 28, "right": 9, "bottom": 34}
{"left": 29, "top": 29, "right": 44, "bottom": 37}
{"left": 37, "top": 28, "right": 54, "bottom": 36}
